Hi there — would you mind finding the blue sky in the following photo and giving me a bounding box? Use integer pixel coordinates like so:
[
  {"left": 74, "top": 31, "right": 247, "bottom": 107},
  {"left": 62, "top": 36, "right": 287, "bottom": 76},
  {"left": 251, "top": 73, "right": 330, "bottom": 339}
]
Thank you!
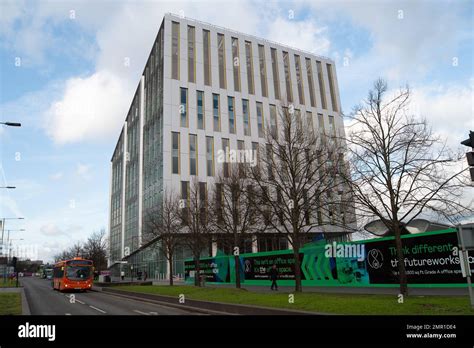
[{"left": 0, "top": 0, "right": 473, "bottom": 262}]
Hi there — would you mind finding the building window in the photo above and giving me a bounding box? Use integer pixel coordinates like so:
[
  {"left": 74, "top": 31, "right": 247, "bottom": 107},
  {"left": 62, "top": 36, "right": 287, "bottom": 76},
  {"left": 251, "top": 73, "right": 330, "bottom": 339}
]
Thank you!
[
  {"left": 203, "top": 29, "right": 211, "bottom": 86},
  {"left": 181, "top": 181, "right": 189, "bottom": 224},
  {"left": 270, "top": 104, "right": 277, "bottom": 137},
  {"left": 245, "top": 41, "right": 254, "bottom": 94},
  {"left": 294, "top": 55, "right": 304, "bottom": 105},
  {"left": 213, "top": 93, "right": 220, "bottom": 131},
  {"left": 218, "top": 33, "right": 226, "bottom": 89},
  {"left": 328, "top": 115, "right": 336, "bottom": 137},
  {"left": 252, "top": 142, "right": 259, "bottom": 169},
  {"left": 307, "top": 111, "right": 314, "bottom": 135},
  {"left": 318, "top": 113, "right": 325, "bottom": 143},
  {"left": 266, "top": 144, "right": 273, "bottom": 179},
  {"left": 316, "top": 61, "right": 327, "bottom": 109},
  {"left": 326, "top": 64, "right": 338, "bottom": 112},
  {"left": 197, "top": 90, "right": 204, "bottom": 130},
  {"left": 271, "top": 48, "right": 280, "bottom": 100},
  {"left": 242, "top": 99, "right": 251, "bottom": 136},
  {"left": 228, "top": 96, "right": 235, "bottom": 134},
  {"left": 187, "top": 26, "right": 196, "bottom": 83},
  {"left": 256, "top": 101, "right": 264, "bottom": 138},
  {"left": 171, "top": 21, "right": 180, "bottom": 80},
  {"left": 305, "top": 58, "right": 316, "bottom": 107},
  {"left": 189, "top": 134, "right": 197, "bottom": 175},
  {"left": 206, "top": 136, "right": 214, "bottom": 176},
  {"left": 222, "top": 138, "right": 230, "bottom": 177},
  {"left": 282, "top": 51, "right": 293, "bottom": 103},
  {"left": 232, "top": 37, "right": 240, "bottom": 92},
  {"left": 258, "top": 44, "right": 268, "bottom": 97},
  {"left": 180, "top": 87, "right": 188, "bottom": 127},
  {"left": 237, "top": 140, "right": 245, "bottom": 177},
  {"left": 172, "top": 132, "right": 180, "bottom": 174}
]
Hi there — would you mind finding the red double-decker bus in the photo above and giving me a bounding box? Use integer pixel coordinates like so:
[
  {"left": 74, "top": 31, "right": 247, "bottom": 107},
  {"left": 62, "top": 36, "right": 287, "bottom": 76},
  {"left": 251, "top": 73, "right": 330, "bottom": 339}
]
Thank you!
[{"left": 52, "top": 257, "right": 94, "bottom": 292}]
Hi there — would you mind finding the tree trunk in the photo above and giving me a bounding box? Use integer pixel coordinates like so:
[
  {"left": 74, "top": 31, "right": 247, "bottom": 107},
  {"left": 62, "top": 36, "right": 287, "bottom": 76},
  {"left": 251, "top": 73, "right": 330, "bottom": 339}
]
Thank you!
[
  {"left": 234, "top": 234, "right": 241, "bottom": 289},
  {"left": 194, "top": 257, "right": 201, "bottom": 287},
  {"left": 293, "top": 247, "right": 302, "bottom": 292},
  {"left": 393, "top": 224, "right": 408, "bottom": 296},
  {"left": 169, "top": 254, "right": 174, "bottom": 286},
  {"left": 234, "top": 254, "right": 241, "bottom": 289}
]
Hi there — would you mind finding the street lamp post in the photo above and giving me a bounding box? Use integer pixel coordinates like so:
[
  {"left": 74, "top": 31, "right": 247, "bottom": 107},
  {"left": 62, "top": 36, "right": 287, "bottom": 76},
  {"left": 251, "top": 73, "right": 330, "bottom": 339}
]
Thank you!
[
  {"left": 130, "top": 265, "right": 133, "bottom": 283},
  {"left": 0, "top": 122, "right": 21, "bottom": 127}
]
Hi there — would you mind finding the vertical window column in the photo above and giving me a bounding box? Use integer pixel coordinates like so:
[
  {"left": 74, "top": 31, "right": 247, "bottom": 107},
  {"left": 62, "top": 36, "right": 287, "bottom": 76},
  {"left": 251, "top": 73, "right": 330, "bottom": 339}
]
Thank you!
[
  {"left": 172, "top": 132, "right": 180, "bottom": 174},
  {"left": 197, "top": 90, "right": 204, "bottom": 130},
  {"left": 305, "top": 58, "right": 316, "bottom": 107},
  {"left": 242, "top": 99, "right": 251, "bottom": 136},
  {"left": 187, "top": 26, "right": 195, "bottom": 83},
  {"left": 189, "top": 134, "right": 197, "bottom": 175},
  {"left": 256, "top": 102, "right": 264, "bottom": 138},
  {"left": 171, "top": 21, "right": 180, "bottom": 80},
  {"left": 218, "top": 33, "right": 226, "bottom": 89},
  {"left": 206, "top": 136, "right": 214, "bottom": 176},
  {"left": 326, "top": 64, "right": 338, "bottom": 112},
  {"left": 232, "top": 37, "right": 241, "bottom": 92},
  {"left": 258, "top": 44, "right": 268, "bottom": 97},
  {"left": 180, "top": 87, "right": 188, "bottom": 127},
  {"left": 316, "top": 61, "right": 327, "bottom": 109},
  {"left": 271, "top": 48, "right": 280, "bottom": 100},
  {"left": 283, "top": 51, "right": 293, "bottom": 103},
  {"left": 203, "top": 29, "right": 211, "bottom": 86},
  {"left": 245, "top": 41, "right": 254, "bottom": 94},
  {"left": 228, "top": 96, "right": 235, "bottom": 134},
  {"left": 294, "top": 55, "right": 304, "bottom": 105},
  {"left": 213, "top": 93, "right": 220, "bottom": 131}
]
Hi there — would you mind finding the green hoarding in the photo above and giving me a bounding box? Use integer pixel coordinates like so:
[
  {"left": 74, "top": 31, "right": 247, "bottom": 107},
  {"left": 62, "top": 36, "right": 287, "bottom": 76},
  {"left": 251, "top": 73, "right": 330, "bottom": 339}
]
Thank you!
[{"left": 185, "top": 229, "right": 474, "bottom": 287}]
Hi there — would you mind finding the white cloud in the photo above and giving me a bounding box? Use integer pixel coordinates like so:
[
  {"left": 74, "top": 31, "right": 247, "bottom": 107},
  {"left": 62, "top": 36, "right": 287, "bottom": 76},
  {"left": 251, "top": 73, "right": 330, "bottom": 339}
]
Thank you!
[
  {"left": 40, "top": 223, "right": 63, "bottom": 236},
  {"left": 44, "top": 70, "right": 130, "bottom": 144},
  {"left": 265, "top": 17, "right": 330, "bottom": 56},
  {"left": 410, "top": 80, "right": 474, "bottom": 150},
  {"left": 50, "top": 172, "right": 63, "bottom": 180},
  {"left": 76, "top": 163, "right": 91, "bottom": 179}
]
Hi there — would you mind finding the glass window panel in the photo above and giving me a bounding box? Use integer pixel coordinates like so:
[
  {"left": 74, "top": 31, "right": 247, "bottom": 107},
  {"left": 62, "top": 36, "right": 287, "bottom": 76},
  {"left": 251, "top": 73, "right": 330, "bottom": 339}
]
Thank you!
[
  {"left": 171, "top": 21, "right": 180, "bottom": 80},
  {"left": 187, "top": 26, "right": 195, "bottom": 83},
  {"left": 258, "top": 44, "right": 267, "bottom": 97}
]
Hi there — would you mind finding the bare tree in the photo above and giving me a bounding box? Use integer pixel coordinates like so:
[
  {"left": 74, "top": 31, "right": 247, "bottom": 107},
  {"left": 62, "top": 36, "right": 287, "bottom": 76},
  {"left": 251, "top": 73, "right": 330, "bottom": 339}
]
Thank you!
[
  {"left": 182, "top": 179, "right": 212, "bottom": 287},
  {"left": 144, "top": 190, "right": 182, "bottom": 286},
  {"left": 343, "top": 78, "right": 472, "bottom": 296},
  {"left": 211, "top": 165, "right": 263, "bottom": 288},
  {"left": 83, "top": 229, "right": 108, "bottom": 272},
  {"left": 248, "top": 104, "right": 348, "bottom": 292}
]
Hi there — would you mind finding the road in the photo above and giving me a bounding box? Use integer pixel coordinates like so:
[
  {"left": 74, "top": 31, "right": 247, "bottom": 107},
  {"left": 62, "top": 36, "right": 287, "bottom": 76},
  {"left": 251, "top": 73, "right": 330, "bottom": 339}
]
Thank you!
[{"left": 21, "top": 277, "right": 197, "bottom": 315}]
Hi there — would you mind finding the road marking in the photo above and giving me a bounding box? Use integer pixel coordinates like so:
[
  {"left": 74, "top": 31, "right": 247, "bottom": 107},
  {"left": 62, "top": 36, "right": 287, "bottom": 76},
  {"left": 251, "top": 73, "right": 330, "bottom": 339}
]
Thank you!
[
  {"left": 133, "top": 310, "right": 150, "bottom": 315},
  {"left": 65, "top": 313, "right": 72, "bottom": 315},
  {"left": 89, "top": 305, "right": 106, "bottom": 314},
  {"left": 149, "top": 312, "right": 158, "bottom": 315},
  {"left": 65, "top": 295, "right": 85, "bottom": 304}
]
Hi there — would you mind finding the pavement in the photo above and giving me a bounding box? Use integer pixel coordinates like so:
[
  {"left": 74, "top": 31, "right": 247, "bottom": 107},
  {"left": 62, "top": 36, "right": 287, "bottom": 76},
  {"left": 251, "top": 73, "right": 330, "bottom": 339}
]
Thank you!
[{"left": 20, "top": 276, "right": 199, "bottom": 315}]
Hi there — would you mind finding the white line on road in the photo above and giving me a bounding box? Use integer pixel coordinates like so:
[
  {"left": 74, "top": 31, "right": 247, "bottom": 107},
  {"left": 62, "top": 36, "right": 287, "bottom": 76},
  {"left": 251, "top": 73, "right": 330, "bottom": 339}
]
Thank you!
[
  {"left": 149, "top": 312, "right": 158, "bottom": 315},
  {"left": 133, "top": 310, "right": 151, "bottom": 315},
  {"left": 65, "top": 313, "right": 72, "bottom": 315},
  {"left": 65, "top": 295, "right": 85, "bottom": 304},
  {"left": 89, "top": 305, "right": 106, "bottom": 314}
]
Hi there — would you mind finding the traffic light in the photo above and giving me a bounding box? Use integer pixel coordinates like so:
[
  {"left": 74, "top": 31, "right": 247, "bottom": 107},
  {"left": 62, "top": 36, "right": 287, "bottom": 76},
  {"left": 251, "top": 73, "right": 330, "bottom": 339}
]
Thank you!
[
  {"left": 461, "top": 131, "right": 474, "bottom": 181},
  {"left": 11, "top": 256, "right": 17, "bottom": 270}
]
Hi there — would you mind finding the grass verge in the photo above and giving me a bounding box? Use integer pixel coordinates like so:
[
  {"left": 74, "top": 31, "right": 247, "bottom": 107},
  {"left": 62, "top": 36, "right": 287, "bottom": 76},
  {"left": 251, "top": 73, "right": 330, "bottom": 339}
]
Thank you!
[
  {"left": 0, "top": 293, "right": 21, "bottom": 315},
  {"left": 113, "top": 285, "right": 474, "bottom": 315}
]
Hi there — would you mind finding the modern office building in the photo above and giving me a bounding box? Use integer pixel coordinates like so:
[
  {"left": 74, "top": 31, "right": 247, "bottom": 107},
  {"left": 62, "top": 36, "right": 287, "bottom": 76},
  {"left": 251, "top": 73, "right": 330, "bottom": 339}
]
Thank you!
[{"left": 108, "top": 13, "right": 354, "bottom": 279}]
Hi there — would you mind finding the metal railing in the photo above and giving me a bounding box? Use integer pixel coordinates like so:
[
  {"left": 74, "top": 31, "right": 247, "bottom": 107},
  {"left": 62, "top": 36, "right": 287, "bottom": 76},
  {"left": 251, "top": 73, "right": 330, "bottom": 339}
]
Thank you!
[{"left": 166, "top": 13, "right": 332, "bottom": 62}]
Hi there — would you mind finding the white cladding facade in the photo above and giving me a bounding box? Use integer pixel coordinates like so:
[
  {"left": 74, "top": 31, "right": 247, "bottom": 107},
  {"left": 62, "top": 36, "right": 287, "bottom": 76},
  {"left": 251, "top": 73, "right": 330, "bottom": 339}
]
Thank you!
[{"left": 108, "top": 14, "right": 349, "bottom": 272}]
